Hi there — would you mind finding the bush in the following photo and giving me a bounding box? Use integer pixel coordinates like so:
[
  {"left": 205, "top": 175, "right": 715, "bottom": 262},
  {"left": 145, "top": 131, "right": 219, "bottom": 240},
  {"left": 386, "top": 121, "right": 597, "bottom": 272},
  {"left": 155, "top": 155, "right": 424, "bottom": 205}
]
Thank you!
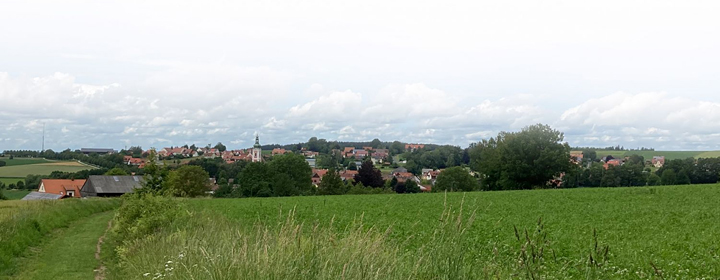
[
  {"left": 112, "top": 194, "right": 183, "bottom": 245},
  {"left": 0, "top": 160, "right": 6, "bottom": 167}
]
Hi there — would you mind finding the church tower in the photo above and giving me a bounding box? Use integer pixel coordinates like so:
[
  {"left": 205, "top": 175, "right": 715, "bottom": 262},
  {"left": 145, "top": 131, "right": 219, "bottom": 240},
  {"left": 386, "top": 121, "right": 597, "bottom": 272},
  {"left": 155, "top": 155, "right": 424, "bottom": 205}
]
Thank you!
[{"left": 252, "top": 134, "right": 262, "bottom": 162}]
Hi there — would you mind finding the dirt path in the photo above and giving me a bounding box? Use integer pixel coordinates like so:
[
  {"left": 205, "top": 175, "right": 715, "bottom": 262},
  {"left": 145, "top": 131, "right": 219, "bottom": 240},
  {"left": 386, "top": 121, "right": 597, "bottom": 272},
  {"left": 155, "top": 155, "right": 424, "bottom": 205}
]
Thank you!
[
  {"left": 94, "top": 218, "right": 113, "bottom": 280},
  {"left": 10, "top": 211, "right": 115, "bottom": 280}
]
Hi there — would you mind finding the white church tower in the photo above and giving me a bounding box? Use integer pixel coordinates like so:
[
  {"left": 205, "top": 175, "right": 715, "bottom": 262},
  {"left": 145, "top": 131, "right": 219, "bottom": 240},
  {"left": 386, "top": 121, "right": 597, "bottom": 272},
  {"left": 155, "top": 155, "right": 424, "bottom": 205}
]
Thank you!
[{"left": 252, "top": 134, "right": 262, "bottom": 162}]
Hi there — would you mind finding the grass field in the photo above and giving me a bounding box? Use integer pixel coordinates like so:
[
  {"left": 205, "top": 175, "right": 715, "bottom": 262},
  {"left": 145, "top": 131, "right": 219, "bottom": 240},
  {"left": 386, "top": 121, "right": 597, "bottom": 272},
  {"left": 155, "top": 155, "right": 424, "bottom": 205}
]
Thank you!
[
  {"left": 106, "top": 185, "right": 720, "bottom": 279},
  {"left": 0, "top": 161, "right": 95, "bottom": 178},
  {"left": 0, "top": 157, "right": 52, "bottom": 167},
  {"left": 0, "top": 178, "right": 24, "bottom": 186},
  {"left": 1, "top": 190, "right": 30, "bottom": 200},
  {"left": 590, "top": 150, "right": 720, "bottom": 160}
]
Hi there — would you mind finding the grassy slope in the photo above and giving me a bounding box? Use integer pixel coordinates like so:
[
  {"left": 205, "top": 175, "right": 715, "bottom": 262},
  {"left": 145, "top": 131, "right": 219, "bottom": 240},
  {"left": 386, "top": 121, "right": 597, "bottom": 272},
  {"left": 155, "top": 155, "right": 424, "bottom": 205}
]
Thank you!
[
  {"left": 0, "top": 157, "right": 52, "bottom": 167},
  {"left": 0, "top": 178, "right": 24, "bottom": 186},
  {"left": 189, "top": 185, "right": 720, "bottom": 278},
  {"left": 0, "top": 164, "right": 94, "bottom": 178},
  {"left": 10, "top": 211, "right": 114, "bottom": 280},
  {"left": 2, "top": 190, "right": 30, "bottom": 200}
]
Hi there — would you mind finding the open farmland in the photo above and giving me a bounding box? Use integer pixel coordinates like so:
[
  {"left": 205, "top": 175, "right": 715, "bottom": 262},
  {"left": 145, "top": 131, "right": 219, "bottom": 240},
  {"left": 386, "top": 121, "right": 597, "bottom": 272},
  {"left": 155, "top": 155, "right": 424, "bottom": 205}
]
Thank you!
[
  {"left": 0, "top": 157, "right": 53, "bottom": 166},
  {"left": 113, "top": 184, "right": 719, "bottom": 279},
  {"left": 590, "top": 150, "right": 720, "bottom": 160},
  {"left": 0, "top": 161, "right": 95, "bottom": 178},
  {"left": 1, "top": 190, "right": 30, "bottom": 200}
]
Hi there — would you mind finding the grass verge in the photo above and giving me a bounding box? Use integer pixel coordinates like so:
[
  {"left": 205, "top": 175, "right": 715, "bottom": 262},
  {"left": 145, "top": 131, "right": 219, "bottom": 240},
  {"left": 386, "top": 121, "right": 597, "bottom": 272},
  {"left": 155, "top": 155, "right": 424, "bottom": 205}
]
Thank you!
[
  {"left": 0, "top": 199, "right": 121, "bottom": 276},
  {"left": 10, "top": 211, "right": 116, "bottom": 280}
]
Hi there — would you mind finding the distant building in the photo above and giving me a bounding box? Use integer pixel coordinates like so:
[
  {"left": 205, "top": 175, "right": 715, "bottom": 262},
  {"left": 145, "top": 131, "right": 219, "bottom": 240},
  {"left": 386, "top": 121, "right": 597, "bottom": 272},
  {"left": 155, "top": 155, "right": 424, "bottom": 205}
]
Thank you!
[
  {"left": 22, "top": 192, "right": 64, "bottom": 200},
  {"left": 652, "top": 156, "right": 665, "bottom": 168},
  {"left": 252, "top": 135, "right": 263, "bottom": 162},
  {"left": 80, "top": 175, "right": 143, "bottom": 197},
  {"left": 80, "top": 148, "right": 117, "bottom": 155},
  {"left": 405, "top": 144, "right": 425, "bottom": 152}
]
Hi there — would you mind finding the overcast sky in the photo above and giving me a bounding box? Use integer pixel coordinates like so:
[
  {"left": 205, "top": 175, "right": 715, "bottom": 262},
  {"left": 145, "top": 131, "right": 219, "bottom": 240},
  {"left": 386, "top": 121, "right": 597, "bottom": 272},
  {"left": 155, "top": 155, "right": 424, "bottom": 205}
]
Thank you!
[{"left": 2, "top": 0, "right": 720, "bottom": 151}]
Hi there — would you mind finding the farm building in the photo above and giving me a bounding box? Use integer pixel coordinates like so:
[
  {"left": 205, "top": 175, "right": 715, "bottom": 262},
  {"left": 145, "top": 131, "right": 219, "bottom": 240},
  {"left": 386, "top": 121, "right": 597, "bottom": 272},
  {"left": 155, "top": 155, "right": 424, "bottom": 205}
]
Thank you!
[
  {"left": 80, "top": 148, "right": 118, "bottom": 155},
  {"left": 21, "top": 192, "right": 65, "bottom": 200},
  {"left": 37, "top": 179, "right": 86, "bottom": 198},
  {"left": 80, "top": 175, "right": 143, "bottom": 197}
]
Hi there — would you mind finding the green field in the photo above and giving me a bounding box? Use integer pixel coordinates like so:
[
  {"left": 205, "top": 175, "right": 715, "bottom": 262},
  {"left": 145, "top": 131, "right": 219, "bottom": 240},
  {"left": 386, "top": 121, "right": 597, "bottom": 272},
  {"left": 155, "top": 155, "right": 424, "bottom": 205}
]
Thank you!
[
  {"left": 0, "top": 162, "right": 95, "bottom": 178},
  {"left": 584, "top": 150, "right": 720, "bottom": 160},
  {"left": 0, "top": 177, "right": 24, "bottom": 186},
  {"left": 102, "top": 185, "right": 720, "bottom": 279},
  {"left": 1, "top": 190, "right": 30, "bottom": 200},
  {"left": 0, "top": 157, "right": 53, "bottom": 166}
]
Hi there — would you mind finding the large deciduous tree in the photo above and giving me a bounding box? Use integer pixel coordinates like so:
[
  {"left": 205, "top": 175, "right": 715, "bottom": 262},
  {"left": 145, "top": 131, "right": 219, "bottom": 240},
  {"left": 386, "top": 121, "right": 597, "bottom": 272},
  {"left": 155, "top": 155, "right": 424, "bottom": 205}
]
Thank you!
[
  {"left": 470, "top": 124, "right": 572, "bottom": 190},
  {"left": 318, "top": 169, "right": 346, "bottom": 195},
  {"left": 433, "top": 166, "right": 479, "bottom": 192},
  {"left": 164, "top": 165, "right": 210, "bottom": 197}
]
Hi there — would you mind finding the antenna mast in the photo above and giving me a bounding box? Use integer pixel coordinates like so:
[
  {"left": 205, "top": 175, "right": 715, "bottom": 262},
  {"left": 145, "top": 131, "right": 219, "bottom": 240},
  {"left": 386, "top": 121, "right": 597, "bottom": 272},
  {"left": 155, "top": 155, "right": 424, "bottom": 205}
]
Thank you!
[{"left": 42, "top": 122, "right": 45, "bottom": 152}]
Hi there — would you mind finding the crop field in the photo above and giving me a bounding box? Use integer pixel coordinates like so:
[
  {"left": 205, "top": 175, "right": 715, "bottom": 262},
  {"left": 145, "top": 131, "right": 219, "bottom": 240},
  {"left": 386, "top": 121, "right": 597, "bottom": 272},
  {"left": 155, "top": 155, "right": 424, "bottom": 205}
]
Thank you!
[
  {"left": 0, "top": 157, "right": 53, "bottom": 166},
  {"left": 1, "top": 190, "right": 30, "bottom": 200},
  {"left": 176, "top": 185, "right": 720, "bottom": 279},
  {"left": 0, "top": 177, "right": 24, "bottom": 185},
  {"left": 0, "top": 161, "right": 95, "bottom": 178},
  {"left": 589, "top": 150, "right": 720, "bottom": 160}
]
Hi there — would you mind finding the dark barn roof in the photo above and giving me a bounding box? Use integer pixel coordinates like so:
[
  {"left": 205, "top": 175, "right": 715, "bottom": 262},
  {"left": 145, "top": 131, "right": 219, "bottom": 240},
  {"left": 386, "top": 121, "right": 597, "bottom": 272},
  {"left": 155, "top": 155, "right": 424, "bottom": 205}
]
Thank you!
[
  {"left": 81, "top": 175, "right": 143, "bottom": 197},
  {"left": 80, "top": 148, "right": 118, "bottom": 154}
]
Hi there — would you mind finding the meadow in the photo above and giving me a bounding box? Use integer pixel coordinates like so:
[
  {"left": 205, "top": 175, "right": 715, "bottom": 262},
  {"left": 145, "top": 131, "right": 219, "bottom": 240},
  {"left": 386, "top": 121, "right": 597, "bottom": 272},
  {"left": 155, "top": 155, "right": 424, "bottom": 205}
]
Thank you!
[
  {"left": 108, "top": 184, "right": 720, "bottom": 279},
  {"left": 1, "top": 190, "right": 30, "bottom": 200},
  {"left": 0, "top": 161, "right": 95, "bottom": 178},
  {"left": 0, "top": 157, "right": 53, "bottom": 166},
  {"left": 588, "top": 150, "right": 718, "bottom": 160}
]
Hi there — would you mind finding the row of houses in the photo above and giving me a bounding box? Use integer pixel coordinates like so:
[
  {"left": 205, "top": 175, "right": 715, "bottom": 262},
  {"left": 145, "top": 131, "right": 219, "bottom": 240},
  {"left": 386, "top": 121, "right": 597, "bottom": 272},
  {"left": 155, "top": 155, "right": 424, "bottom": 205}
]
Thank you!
[
  {"left": 570, "top": 151, "right": 666, "bottom": 169},
  {"left": 22, "top": 176, "right": 144, "bottom": 200},
  {"left": 310, "top": 166, "right": 442, "bottom": 192}
]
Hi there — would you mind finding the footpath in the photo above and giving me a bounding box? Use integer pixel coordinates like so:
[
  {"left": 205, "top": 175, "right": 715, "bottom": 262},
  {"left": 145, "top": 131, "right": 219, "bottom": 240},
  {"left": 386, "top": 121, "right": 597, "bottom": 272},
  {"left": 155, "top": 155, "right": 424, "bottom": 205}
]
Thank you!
[{"left": 9, "top": 211, "right": 114, "bottom": 280}]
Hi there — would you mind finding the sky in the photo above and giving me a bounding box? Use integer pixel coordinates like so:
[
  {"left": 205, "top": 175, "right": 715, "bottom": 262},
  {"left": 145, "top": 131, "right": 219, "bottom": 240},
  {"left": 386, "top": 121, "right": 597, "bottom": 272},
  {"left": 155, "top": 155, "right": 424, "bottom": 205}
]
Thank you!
[{"left": 2, "top": 0, "right": 720, "bottom": 151}]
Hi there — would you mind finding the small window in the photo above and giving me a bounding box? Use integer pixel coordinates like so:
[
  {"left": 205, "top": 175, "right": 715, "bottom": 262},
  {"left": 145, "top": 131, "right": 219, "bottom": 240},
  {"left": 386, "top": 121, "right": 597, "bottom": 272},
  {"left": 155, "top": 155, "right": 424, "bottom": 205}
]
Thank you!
[{"left": 113, "top": 176, "right": 119, "bottom": 181}]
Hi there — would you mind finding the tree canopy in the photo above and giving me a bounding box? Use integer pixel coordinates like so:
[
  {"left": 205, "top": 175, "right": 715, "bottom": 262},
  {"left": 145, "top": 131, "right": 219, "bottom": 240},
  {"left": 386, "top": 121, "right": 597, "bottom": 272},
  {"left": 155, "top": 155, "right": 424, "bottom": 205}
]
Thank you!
[
  {"left": 354, "top": 160, "right": 384, "bottom": 188},
  {"left": 164, "top": 165, "right": 210, "bottom": 197},
  {"left": 433, "top": 166, "right": 478, "bottom": 192},
  {"left": 470, "top": 124, "right": 572, "bottom": 190}
]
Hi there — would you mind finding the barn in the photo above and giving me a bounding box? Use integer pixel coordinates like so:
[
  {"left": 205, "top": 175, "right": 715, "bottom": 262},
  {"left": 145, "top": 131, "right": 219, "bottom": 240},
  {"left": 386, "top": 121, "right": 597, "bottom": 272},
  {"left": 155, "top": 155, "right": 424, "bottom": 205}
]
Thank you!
[{"left": 80, "top": 175, "right": 143, "bottom": 197}]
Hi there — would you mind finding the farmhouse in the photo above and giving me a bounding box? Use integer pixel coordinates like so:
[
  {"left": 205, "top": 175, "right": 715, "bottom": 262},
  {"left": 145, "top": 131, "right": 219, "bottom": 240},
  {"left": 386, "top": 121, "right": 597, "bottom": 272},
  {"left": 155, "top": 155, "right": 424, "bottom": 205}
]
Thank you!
[
  {"left": 37, "top": 179, "right": 86, "bottom": 198},
  {"left": 80, "top": 148, "right": 117, "bottom": 155},
  {"left": 652, "top": 156, "right": 665, "bottom": 168},
  {"left": 80, "top": 175, "right": 143, "bottom": 197}
]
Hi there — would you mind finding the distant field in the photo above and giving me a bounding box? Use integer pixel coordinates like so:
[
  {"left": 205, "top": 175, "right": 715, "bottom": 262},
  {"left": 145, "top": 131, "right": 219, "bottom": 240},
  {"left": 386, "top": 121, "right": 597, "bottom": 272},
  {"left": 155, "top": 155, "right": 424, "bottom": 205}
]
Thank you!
[
  {"left": 0, "top": 157, "right": 53, "bottom": 166},
  {"left": 0, "top": 177, "right": 24, "bottom": 185},
  {"left": 588, "top": 150, "right": 720, "bottom": 160},
  {"left": 0, "top": 161, "right": 95, "bottom": 178},
  {"left": 2, "top": 190, "right": 30, "bottom": 200}
]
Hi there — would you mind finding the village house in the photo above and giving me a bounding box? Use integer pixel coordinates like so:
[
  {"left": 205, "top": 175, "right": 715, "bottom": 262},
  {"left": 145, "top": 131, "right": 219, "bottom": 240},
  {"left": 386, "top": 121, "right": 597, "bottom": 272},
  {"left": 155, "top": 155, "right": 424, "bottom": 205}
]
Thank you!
[
  {"left": 340, "top": 170, "right": 358, "bottom": 181},
  {"left": 603, "top": 159, "right": 622, "bottom": 170},
  {"left": 343, "top": 147, "right": 355, "bottom": 158},
  {"left": 353, "top": 149, "right": 369, "bottom": 160},
  {"left": 303, "top": 150, "right": 319, "bottom": 158},
  {"left": 35, "top": 179, "right": 86, "bottom": 198},
  {"left": 652, "top": 156, "right": 665, "bottom": 168},
  {"left": 311, "top": 168, "right": 329, "bottom": 186},
  {"left": 272, "top": 148, "right": 287, "bottom": 156},
  {"left": 570, "top": 151, "right": 584, "bottom": 164},
  {"left": 422, "top": 169, "right": 442, "bottom": 181},
  {"left": 405, "top": 144, "right": 425, "bottom": 152}
]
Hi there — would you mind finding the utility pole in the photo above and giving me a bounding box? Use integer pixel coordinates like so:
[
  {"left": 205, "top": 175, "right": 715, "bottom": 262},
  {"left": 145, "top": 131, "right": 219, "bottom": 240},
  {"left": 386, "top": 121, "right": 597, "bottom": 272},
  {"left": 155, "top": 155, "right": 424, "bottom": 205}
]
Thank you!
[{"left": 41, "top": 122, "right": 45, "bottom": 152}]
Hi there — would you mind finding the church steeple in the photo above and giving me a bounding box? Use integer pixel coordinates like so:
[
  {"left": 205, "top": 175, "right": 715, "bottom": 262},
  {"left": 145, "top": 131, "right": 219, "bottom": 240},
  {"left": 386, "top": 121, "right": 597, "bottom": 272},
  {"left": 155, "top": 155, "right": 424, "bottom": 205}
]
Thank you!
[{"left": 252, "top": 134, "right": 262, "bottom": 162}]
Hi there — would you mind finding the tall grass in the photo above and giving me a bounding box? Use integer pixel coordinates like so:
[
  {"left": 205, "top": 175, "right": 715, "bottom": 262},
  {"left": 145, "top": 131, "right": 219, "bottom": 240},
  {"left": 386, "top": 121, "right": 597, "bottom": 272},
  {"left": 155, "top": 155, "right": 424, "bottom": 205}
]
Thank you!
[
  {"left": 108, "top": 193, "right": 625, "bottom": 280},
  {"left": 0, "top": 199, "right": 121, "bottom": 275}
]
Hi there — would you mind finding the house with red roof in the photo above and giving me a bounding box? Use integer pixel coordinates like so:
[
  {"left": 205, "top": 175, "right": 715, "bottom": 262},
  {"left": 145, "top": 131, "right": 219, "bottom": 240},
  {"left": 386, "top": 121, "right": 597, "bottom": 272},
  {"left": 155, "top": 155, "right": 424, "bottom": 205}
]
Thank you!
[{"left": 38, "top": 179, "right": 86, "bottom": 198}]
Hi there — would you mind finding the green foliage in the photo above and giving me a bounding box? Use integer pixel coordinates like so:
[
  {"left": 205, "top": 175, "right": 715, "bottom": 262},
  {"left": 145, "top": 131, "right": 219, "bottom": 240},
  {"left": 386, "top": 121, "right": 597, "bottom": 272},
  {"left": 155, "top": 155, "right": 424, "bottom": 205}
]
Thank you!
[
  {"left": 661, "top": 169, "right": 677, "bottom": 185},
  {"left": 234, "top": 153, "right": 312, "bottom": 197},
  {"left": 213, "top": 142, "right": 227, "bottom": 152},
  {"left": 647, "top": 173, "right": 662, "bottom": 186},
  {"left": 104, "top": 167, "right": 129, "bottom": 175},
  {"left": 163, "top": 165, "right": 210, "bottom": 197},
  {"left": 434, "top": 166, "right": 479, "bottom": 192},
  {"left": 471, "top": 124, "right": 572, "bottom": 190},
  {"left": 347, "top": 161, "right": 357, "bottom": 170},
  {"left": 0, "top": 189, "right": 6, "bottom": 200},
  {"left": 15, "top": 181, "right": 24, "bottom": 189},
  {"left": 139, "top": 150, "right": 167, "bottom": 195},
  {"left": 354, "top": 160, "right": 384, "bottom": 188},
  {"left": 112, "top": 194, "right": 182, "bottom": 244},
  {"left": 318, "top": 169, "right": 346, "bottom": 195},
  {"left": 0, "top": 160, "right": 5, "bottom": 167},
  {"left": 405, "top": 179, "right": 420, "bottom": 193}
]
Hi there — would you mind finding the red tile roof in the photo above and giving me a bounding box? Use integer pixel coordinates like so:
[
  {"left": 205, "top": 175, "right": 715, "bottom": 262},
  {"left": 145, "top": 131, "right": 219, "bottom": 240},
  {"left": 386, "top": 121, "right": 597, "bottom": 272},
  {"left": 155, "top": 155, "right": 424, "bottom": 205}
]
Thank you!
[{"left": 39, "top": 179, "right": 86, "bottom": 198}]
